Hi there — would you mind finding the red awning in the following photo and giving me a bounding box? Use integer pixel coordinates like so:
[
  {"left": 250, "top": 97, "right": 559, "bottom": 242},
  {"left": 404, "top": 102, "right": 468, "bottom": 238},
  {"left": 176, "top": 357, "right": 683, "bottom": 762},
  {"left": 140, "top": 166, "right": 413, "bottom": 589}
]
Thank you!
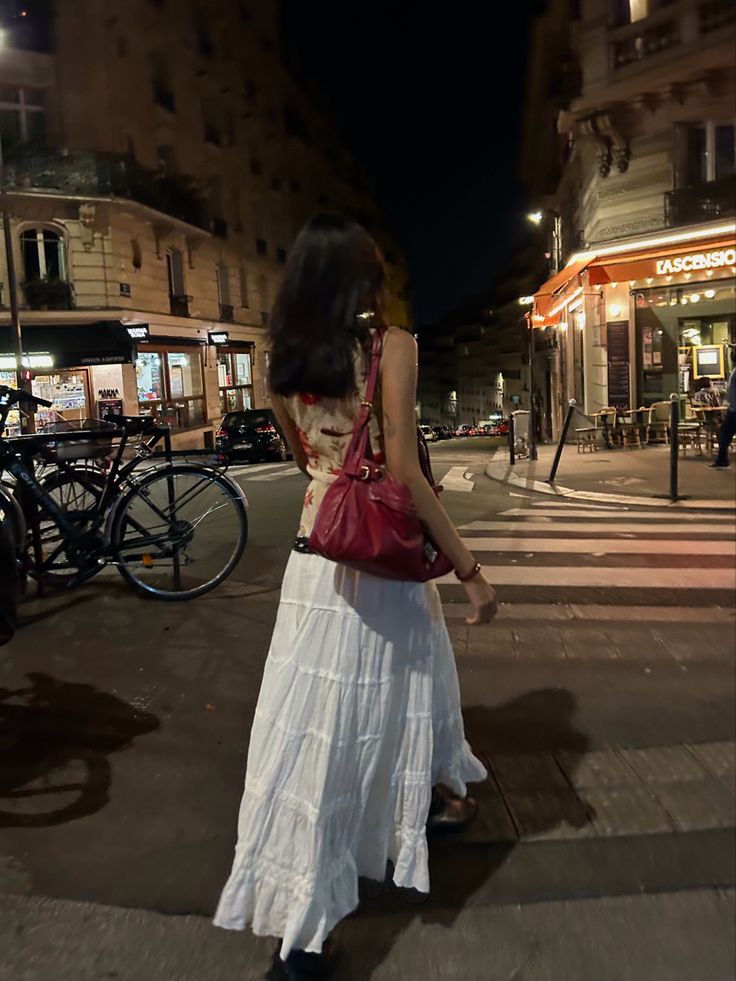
[
  {"left": 533, "top": 255, "right": 596, "bottom": 323},
  {"left": 588, "top": 235, "right": 736, "bottom": 285}
]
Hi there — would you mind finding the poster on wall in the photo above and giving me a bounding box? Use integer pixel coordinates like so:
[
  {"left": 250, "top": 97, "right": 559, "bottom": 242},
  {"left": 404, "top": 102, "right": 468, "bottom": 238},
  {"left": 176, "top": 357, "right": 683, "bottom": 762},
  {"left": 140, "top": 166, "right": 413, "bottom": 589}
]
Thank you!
[{"left": 606, "top": 321, "right": 630, "bottom": 413}]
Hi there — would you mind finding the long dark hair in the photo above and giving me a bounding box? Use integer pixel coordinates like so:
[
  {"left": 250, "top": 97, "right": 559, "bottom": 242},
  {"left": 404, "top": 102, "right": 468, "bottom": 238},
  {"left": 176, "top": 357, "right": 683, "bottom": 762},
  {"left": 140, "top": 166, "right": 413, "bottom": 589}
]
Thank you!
[{"left": 268, "top": 214, "right": 387, "bottom": 398}]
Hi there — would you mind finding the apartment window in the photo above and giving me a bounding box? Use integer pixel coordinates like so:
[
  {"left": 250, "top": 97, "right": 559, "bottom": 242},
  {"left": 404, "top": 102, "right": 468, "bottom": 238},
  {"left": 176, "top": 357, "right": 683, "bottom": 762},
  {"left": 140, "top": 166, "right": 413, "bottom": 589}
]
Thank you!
[
  {"left": 258, "top": 274, "right": 269, "bottom": 316},
  {"left": 239, "top": 266, "right": 250, "bottom": 307},
  {"left": 131, "top": 238, "right": 143, "bottom": 270},
  {"left": 150, "top": 51, "right": 175, "bottom": 112},
  {"left": 250, "top": 157, "right": 263, "bottom": 176},
  {"left": 256, "top": 237, "right": 268, "bottom": 256},
  {"left": 686, "top": 122, "right": 736, "bottom": 184},
  {"left": 157, "top": 144, "right": 176, "bottom": 175},
  {"left": 193, "top": 7, "right": 214, "bottom": 57},
  {"left": 202, "top": 98, "right": 222, "bottom": 146},
  {"left": 136, "top": 348, "right": 205, "bottom": 429},
  {"left": 276, "top": 247, "right": 287, "bottom": 265},
  {"left": 21, "top": 227, "right": 67, "bottom": 281},
  {"left": 217, "top": 263, "right": 233, "bottom": 321},
  {"left": 0, "top": 85, "right": 46, "bottom": 145}
]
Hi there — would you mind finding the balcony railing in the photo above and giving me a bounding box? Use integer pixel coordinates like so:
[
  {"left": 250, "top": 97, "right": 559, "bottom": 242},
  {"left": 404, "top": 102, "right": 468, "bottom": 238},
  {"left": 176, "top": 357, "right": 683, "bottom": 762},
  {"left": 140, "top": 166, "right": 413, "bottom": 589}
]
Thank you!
[
  {"left": 612, "top": 16, "right": 680, "bottom": 68},
  {"left": 665, "top": 177, "right": 736, "bottom": 226},
  {"left": 22, "top": 279, "right": 75, "bottom": 311},
  {"left": 219, "top": 303, "right": 234, "bottom": 322},
  {"left": 4, "top": 148, "right": 208, "bottom": 231},
  {"left": 169, "top": 293, "right": 192, "bottom": 317}
]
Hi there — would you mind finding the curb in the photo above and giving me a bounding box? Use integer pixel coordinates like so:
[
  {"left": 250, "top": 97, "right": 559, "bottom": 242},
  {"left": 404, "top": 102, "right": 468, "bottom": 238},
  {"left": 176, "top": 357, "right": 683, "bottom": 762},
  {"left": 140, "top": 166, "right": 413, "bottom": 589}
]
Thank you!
[{"left": 484, "top": 451, "right": 736, "bottom": 512}]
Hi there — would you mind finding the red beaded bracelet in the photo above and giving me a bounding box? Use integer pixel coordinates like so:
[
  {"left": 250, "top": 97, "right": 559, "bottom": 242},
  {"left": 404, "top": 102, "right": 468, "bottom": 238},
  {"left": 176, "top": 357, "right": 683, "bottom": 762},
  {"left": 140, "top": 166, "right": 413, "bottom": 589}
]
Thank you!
[{"left": 455, "top": 560, "right": 481, "bottom": 583}]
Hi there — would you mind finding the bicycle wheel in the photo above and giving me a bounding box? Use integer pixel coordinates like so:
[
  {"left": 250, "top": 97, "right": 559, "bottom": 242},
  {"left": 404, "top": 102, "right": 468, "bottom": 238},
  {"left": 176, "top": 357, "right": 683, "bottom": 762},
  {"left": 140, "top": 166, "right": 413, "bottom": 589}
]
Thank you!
[
  {"left": 32, "top": 468, "right": 107, "bottom": 585},
  {"left": 109, "top": 463, "right": 247, "bottom": 600}
]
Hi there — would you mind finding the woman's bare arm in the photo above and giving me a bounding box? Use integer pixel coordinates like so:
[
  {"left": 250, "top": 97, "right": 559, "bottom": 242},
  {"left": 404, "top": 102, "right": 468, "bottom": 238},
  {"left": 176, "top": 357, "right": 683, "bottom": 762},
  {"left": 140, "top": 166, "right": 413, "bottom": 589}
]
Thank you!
[
  {"left": 270, "top": 393, "right": 309, "bottom": 475},
  {"left": 380, "top": 328, "right": 497, "bottom": 624}
]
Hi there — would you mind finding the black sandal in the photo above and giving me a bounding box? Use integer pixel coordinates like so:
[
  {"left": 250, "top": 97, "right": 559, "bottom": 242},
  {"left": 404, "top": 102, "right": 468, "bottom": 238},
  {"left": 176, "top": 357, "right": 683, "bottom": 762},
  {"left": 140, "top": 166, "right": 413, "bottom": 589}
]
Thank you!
[{"left": 426, "top": 786, "right": 478, "bottom": 833}]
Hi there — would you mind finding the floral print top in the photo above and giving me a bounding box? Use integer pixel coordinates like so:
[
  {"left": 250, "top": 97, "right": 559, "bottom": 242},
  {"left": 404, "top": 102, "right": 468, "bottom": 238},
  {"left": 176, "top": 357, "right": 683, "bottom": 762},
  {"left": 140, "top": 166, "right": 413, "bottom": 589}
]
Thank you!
[{"left": 284, "top": 332, "right": 385, "bottom": 537}]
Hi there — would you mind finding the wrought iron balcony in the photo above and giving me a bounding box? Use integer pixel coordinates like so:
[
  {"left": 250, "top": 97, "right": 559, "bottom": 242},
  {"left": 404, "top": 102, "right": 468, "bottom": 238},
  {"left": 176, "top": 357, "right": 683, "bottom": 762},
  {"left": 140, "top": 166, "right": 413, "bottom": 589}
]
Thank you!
[
  {"left": 665, "top": 177, "right": 736, "bottom": 227},
  {"left": 4, "top": 148, "right": 208, "bottom": 231},
  {"left": 169, "top": 293, "right": 192, "bottom": 317},
  {"left": 22, "top": 279, "right": 75, "bottom": 311},
  {"left": 219, "top": 303, "right": 235, "bottom": 323}
]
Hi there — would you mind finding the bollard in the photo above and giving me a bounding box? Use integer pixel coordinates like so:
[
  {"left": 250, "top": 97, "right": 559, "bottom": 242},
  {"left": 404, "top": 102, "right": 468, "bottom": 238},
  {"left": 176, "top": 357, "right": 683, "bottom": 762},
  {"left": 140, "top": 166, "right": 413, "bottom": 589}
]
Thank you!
[
  {"left": 508, "top": 414, "right": 515, "bottom": 466},
  {"left": 600, "top": 411, "right": 613, "bottom": 450},
  {"left": 670, "top": 392, "right": 680, "bottom": 502},
  {"left": 547, "top": 399, "right": 577, "bottom": 484}
]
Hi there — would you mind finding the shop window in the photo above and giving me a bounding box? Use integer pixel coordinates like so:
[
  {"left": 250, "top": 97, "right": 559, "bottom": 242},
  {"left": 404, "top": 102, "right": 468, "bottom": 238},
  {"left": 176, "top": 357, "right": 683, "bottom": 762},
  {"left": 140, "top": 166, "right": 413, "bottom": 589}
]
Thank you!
[
  {"left": 136, "top": 348, "right": 205, "bottom": 430},
  {"left": 0, "top": 85, "right": 46, "bottom": 146},
  {"left": 21, "top": 227, "right": 66, "bottom": 281},
  {"left": 217, "top": 351, "right": 254, "bottom": 412}
]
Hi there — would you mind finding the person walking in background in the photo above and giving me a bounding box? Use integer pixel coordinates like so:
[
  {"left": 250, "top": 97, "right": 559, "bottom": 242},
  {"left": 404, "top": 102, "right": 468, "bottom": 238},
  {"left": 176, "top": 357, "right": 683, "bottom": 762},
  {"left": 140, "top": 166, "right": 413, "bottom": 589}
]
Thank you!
[
  {"left": 710, "top": 346, "right": 736, "bottom": 469},
  {"left": 214, "top": 214, "right": 496, "bottom": 980}
]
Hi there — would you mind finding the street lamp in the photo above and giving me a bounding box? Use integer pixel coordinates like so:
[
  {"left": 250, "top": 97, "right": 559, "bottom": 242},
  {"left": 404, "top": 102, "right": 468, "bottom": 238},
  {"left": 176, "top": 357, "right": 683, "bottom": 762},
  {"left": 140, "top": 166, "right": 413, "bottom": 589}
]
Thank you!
[
  {"left": 527, "top": 208, "right": 563, "bottom": 273},
  {"left": 0, "top": 33, "right": 27, "bottom": 407},
  {"left": 527, "top": 211, "right": 544, "bottom": 225}
]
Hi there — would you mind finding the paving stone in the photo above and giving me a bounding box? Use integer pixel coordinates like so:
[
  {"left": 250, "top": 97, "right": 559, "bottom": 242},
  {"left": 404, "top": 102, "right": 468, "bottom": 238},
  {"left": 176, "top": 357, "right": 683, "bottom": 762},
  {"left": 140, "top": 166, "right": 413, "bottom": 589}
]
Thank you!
[
  {"left": 503, "top": 790, "right": 594, "bottom": 840},
  {"left": 561, "top": 626, "right": 618, "bottom": 660},
  {"left": 490, "top": 752, "right": 569, "bottom": 792},
  {"left": 606, "top": 625, "right": 671, "bottom": 661},
  {"left": 686, "top": 741, "right": 736, "bottom": 791},
  {"left": 653, "top": 623, "right": 736, "bottom": 662},
  {"left": 620, "top": 745, "right": 710, "bottom": 784},
  {"left": 650, "top": 780, "right": 736, "bottom": 832},
  {"left": 556, "top": 748, "right": 642, "bottom": 788},
  {"left": 466, "top": 626, "right": 515, "bottom": 658},
  {"left": 581, "top": 785, "right": 674, "bottom": 836},
  {"left": 512, "top": 625, "right": 566, "bottom": 659}
]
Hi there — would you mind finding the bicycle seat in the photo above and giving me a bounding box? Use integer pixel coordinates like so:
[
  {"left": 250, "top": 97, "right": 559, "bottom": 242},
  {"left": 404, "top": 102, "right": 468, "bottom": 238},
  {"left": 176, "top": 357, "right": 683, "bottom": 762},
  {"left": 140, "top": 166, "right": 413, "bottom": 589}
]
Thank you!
[{"left": 103, "top": 414, "right": 158, "bottom": 436}]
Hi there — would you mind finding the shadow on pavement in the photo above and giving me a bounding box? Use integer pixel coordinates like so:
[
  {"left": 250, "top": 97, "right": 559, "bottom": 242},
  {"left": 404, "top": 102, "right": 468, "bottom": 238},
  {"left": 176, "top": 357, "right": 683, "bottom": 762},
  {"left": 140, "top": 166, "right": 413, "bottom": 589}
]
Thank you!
[
  {"left": 333, "top": 688, "right": 589, "bottom": 981},
  {"left": 0, "top": 672, "right": 159, "bottom": 828}
]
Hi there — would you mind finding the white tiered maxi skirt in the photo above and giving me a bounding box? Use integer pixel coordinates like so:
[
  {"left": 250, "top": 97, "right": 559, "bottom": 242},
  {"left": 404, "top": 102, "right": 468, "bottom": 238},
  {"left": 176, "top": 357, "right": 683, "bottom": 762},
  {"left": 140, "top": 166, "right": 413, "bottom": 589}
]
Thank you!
[{"left": 214, "top": 552, "right": 486, "bottom": 958}]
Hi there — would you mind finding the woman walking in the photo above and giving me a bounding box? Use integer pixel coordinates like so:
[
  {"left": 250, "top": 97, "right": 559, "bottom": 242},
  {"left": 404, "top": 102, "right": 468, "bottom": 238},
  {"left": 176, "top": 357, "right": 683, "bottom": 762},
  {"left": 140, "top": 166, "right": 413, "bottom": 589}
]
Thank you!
[{"left": 214, "top": 215, "right": 497, "bottom": 979}]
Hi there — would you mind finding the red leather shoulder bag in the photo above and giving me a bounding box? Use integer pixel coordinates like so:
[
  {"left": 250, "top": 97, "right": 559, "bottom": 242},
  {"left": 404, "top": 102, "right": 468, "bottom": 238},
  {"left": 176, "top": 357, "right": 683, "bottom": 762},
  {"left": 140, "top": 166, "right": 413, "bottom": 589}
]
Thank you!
[{"left": 308, "top": 327, "right": 453, "bottom": 582}]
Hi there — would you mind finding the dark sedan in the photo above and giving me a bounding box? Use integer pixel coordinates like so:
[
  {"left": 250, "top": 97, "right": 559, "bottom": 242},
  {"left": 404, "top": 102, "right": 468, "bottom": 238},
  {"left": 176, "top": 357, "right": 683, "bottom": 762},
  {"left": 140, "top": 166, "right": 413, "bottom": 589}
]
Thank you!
[{"left": 216, "top": 409, "right": 289, "bottom": 463}]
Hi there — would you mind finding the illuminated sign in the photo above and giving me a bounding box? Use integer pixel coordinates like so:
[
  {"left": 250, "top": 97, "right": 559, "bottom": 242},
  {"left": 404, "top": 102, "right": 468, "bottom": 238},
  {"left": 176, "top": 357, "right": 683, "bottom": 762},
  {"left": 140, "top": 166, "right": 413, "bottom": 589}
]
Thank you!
[
  {"left": 656, "top": 249, "right": 736, "bottom": 275},
  {"left": 126, "top": 325, "right": 150, "bottom": 340},
  {"left": 208, "top": 331, "right": 229, "bottom": 346}
]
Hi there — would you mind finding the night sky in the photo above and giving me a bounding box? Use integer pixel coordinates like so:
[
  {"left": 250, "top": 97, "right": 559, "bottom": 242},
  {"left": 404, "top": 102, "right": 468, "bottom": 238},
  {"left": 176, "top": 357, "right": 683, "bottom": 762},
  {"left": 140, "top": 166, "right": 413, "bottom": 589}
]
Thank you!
[{"left": 280, "top": 1, "right": 543, "bottom": 324}]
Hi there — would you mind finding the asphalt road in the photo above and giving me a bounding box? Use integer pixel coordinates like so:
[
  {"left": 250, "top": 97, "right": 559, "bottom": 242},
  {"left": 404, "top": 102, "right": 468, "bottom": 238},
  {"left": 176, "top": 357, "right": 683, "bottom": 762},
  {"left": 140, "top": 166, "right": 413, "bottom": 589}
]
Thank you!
[{"left": 0, "top": 438, "right": 734, "bottom": 980}]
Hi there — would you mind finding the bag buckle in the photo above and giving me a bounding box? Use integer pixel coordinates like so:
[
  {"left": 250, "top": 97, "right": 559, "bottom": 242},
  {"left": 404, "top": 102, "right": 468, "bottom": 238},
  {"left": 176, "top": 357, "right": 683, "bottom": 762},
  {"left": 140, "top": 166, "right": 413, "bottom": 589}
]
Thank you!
[{"left": 357, "top": 464, "right": 383, "bottom": 481}]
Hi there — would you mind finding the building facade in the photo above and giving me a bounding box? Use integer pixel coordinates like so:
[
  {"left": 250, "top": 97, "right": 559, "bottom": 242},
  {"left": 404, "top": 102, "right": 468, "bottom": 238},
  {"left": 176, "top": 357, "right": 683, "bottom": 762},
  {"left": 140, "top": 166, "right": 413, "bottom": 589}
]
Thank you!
[
  {"left": 0, "top": 0, "right": 409, "bottom": 442},
  {"left": 524, "top": 0, "right": 735, "bottom": 434}
]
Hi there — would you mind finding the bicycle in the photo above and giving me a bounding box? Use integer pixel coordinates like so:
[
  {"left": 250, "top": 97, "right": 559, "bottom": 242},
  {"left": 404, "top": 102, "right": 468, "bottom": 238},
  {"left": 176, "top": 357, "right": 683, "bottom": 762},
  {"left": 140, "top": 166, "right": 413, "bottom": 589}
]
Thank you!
[{"left": 0, "top": 386, "right": 248, "bottom": 600}]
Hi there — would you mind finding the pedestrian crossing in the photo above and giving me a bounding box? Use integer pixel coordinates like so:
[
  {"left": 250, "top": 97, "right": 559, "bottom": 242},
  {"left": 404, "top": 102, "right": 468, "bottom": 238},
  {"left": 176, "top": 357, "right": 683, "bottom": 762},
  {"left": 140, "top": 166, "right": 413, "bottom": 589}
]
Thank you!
[
  {"left": 227, "top": 461, "right": 481, "bottom": 490},
  {"left": 438, "top": 499, "right": 736, "bottom": 609}
]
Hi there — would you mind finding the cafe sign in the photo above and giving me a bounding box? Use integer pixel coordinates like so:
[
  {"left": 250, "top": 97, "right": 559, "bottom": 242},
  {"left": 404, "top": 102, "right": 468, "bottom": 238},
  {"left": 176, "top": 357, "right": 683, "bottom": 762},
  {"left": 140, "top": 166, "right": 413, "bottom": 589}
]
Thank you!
[{"left": 656, "top": 248, "right": 736, "bottom": 276}]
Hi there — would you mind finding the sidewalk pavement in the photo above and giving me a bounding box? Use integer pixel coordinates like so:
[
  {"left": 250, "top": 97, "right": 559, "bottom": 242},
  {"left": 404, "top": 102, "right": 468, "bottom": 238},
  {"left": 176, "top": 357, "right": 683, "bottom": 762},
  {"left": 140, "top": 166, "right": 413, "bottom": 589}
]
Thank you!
[
  {"left": 485, "top": 443, "right": 736, "bottom": 507},
  {"left": 2, "top": 889, "right": 734, "bottom": 981}
]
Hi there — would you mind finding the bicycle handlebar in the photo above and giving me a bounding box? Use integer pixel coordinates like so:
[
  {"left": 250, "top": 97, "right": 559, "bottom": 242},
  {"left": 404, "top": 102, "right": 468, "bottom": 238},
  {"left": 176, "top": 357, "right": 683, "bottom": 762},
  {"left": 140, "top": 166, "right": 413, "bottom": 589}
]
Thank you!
[{"left": 0, "top": 385, "right": 53, "bottom": 409}]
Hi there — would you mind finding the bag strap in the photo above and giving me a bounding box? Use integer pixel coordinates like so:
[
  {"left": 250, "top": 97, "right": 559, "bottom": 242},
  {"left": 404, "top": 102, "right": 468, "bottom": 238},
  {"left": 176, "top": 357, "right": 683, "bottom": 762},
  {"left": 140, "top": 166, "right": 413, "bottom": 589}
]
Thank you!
[{"left": 341, "top": 327, "right": 385, "bottom": 474}]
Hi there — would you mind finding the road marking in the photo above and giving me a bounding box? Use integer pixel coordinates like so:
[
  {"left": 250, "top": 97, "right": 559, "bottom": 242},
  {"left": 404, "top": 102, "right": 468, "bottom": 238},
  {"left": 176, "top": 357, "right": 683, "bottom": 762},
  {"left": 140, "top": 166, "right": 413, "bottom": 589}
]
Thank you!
[
  {"left": 460, "top": 537, "right": 736, "bottom": 556},
  {"left": 246, "top": 466, "right": 302, "bottom": 482},
  {"left": 440, "top": 603, "right": 736, "bottom": 623},
  {"left": 499, "top": 507, "right": 735, "bottom": 522},
  {"left": 439, "top": 465, "right": 475, "bottom": 493},
  {"left": 437, "top": 565, "right": 736, "bottom": 589},
  {"left": 460, "top": 520, "right": 736, "bottom": 536}
]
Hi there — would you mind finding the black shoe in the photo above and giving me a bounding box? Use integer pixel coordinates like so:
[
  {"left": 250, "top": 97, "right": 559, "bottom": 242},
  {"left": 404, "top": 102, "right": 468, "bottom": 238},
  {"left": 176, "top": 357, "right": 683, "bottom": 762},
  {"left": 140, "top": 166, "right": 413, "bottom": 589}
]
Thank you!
[
  {"left": 708, "top": 462, "right": 730, "bottom": 469},
  {"left": 268, "top": 943, "right": 334, "bottom": 981}
]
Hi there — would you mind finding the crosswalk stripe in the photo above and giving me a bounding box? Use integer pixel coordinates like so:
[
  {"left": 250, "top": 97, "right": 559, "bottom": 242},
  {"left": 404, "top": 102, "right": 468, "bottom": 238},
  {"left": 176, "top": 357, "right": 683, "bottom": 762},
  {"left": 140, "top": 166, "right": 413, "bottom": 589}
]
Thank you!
[
  {"left": 459, "top": 537, "right": 735, "bottom": 556},
  {"left": 460, "top": 520, "right": 736, "bottom": 536},
  {"left": 499, "top": 507, "right": 735, "bottom": 522},
  {"left": 437, "top": 565, "right": 736, "bottom": 589},
  {"left": 438, "top": 465, "right": 474, "bottom": 493}
]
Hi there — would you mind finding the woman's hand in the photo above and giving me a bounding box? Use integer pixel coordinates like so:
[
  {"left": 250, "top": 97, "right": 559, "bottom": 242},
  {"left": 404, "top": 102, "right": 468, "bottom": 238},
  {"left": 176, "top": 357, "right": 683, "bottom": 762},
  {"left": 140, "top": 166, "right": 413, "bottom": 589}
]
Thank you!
[{"left": 463, "top": 574, "right": 498, "bottom": 626}]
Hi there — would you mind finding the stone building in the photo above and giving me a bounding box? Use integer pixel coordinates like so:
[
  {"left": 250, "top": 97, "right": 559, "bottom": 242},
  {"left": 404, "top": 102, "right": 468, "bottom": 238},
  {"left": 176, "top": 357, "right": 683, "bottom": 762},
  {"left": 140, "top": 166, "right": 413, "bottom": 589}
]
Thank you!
[
  {"left": 0, "top": 0, "right": 409, "bottom": 444},
  {"left": 524, "top": 0, "right": 735, "bottom": 434}
]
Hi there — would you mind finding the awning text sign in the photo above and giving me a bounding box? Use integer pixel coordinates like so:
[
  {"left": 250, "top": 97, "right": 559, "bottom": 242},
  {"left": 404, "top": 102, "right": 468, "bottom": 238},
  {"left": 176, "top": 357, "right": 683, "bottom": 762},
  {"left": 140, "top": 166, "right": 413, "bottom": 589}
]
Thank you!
[{"left": 656, "top": 248, "right": 736, "bottom": 276}]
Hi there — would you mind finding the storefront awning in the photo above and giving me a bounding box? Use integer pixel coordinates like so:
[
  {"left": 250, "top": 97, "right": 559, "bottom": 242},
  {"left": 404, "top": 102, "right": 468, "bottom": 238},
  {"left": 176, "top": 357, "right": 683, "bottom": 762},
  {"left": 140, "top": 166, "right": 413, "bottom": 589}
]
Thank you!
[
  {"left": 533, "top": 255, "right": 596, "bottom": 323},
  {"left": 587, "top": 236, "right": 736, "bottom": 285},
  {"left": 0, "top": 321, "right": 136, "bottom": 368}
]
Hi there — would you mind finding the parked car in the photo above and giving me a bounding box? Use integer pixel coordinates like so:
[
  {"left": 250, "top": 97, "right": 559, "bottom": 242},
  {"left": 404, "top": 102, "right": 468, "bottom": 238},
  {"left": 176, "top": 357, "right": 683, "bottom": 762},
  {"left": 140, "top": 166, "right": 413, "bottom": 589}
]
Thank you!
[
  {"left": 454, "top": 424, "right": 473, "bottom": 438},
  {"left": 489, "top": 419, "right": 510, "bottom": 436},
  {"left": 216, "top": 408, "right": 290, "bottom": 462},
  {"left": 419, "top": 424, "right": 437, "bottom": 442},
  {"left": 432, "top": 426, "right": 453, "bottom": 440}
]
